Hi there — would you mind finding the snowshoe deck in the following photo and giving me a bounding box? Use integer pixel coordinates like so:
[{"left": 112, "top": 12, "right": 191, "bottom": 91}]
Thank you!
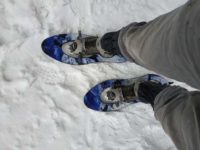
[
  {"left": 84, "top": 74, "right": 169, "bottom": 112},
  {"left": 41, "top": 34, "right": 127, "bottom": 65}
]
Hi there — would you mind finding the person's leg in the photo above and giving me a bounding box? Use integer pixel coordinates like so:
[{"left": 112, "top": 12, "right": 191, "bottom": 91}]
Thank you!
[
  {"left": 100, "top": 22, "right": 147, "bottom": 56},
  {"left": 100, "top": 22, "right": 146, "bottom": 61},
  {"left": 100, "top": 1, "right": 200, "bottom": 149},
  {"left": 102, "top": 0, "right": 200, "bottom": 89},
  {"left": 154, "top": 86, "right": 200, "bottom": 150},
  {"left": 129, "top": 79, "right": 200, "bottom": 150}
]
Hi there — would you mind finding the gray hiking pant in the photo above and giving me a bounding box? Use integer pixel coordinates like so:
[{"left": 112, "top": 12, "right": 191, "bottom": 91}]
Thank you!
[{"left": 118, "top": 0, "right": 200, "bottom": 149}]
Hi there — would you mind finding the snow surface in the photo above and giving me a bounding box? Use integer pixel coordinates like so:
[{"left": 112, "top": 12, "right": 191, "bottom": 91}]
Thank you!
[{"left": 0, "top": 0, "right": 188, "bottom": 150}]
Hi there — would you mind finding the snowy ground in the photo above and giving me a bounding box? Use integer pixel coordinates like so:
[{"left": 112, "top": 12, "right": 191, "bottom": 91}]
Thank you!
[{"left": 0, "top": 0, "right": 187, "bottom": 150}]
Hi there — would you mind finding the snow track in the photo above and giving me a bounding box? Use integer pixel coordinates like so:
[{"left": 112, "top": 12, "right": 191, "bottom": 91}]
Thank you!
[{"left": 0, "top": 0, "right": 186, "bottom": 149}]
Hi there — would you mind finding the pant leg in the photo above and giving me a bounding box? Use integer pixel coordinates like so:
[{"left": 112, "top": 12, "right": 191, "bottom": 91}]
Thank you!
[
  {"left": 154, "top": 86, "right": 200, "bottom": 150},
  {"left": 118, "top": 0, "right": 200, "bottom": 89}
]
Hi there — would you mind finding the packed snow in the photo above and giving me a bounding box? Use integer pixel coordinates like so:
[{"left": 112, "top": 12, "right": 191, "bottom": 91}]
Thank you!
[{"left": 0, "top": 0, "right": 187, "bottom": 150}]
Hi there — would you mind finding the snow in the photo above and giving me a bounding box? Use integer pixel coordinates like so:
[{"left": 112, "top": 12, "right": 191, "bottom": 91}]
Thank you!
[{"left": 0, "top": 0, "right": 187, "bottom": 150}]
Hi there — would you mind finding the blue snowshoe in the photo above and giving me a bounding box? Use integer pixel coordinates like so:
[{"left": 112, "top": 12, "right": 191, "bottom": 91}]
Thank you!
[
  {"left": 84, "top": 74, "right": 170, "bottom": 112},
  {"left": 41, "top": 31, "right": 127, "bottom": 65}
]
